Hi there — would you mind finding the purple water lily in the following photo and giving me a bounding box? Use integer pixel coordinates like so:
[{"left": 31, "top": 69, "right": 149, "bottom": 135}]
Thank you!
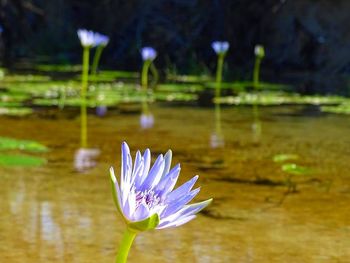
[
  {"left": 141, "top": 47, "right": 157, "bottom": 61},
  {"left": 78, "top": 29, "right": 108, "bottom": 48},
  {"left": 212, "top": 41, "right": 230, "bottom": 55},
  {"left": 94, "top": 33, "right": 109, "bottom": 47},
  {"left": 77, "top": 29, "right": 97, "bottom": 47},
  {"left": 110, "top": 142, "right": 212, "bottom": 230}
]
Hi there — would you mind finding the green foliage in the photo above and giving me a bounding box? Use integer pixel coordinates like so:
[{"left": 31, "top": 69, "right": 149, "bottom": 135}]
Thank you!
[
  {"left": 0, "top": 154, "right": 46, "bottom": 167},
  {"left": 282, "top": 163, "right": 311, "bottom": 176},
  {"left": 273, "top": 154, "right": 299, "bottom": 163},
  {"left": 0, "top": 107, "right": 33, "bottom": 116},
  {"left": 0, "top": 137, "right": 48, "bottom": 152}
]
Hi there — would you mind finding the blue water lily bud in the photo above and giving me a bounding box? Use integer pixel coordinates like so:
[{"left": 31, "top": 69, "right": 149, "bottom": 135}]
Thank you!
[
  {"left": 141, "top": 47, "right": 157, "bottom": 61},
  {"left": 254, "top": 45, "right": 265, "bottom": 58},
  {"left": 212, "top": 41, "right": 230, "bottom": 55},
  {"left": 110, "top": 142, "right": 212, "bottom": 231}
]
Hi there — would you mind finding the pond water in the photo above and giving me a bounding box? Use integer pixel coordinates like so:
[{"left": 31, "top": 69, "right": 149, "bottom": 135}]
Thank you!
[{"left": 1, "top": 104, "right": 349, "bottom": 262}]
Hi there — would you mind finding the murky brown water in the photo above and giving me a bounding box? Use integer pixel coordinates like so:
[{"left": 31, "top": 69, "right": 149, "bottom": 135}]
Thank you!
[{"left": 1, "top": 105, "right": 350, "bottom": 262}]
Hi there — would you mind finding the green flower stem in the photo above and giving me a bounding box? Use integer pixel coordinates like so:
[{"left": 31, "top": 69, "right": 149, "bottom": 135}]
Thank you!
[
  {"left": 81, "top": 46, "right": 90, "bottom": 148},
  {"left": 141, "top": 60, "right": 152, "bottom": 89},
  {"left": 91, "top": 45, "right": 105, "bottom": 76},
  {"left": 149, "top": 62, "right": 159, "bottom": 88},
  {"left": 115, "top": 228, "right": 137, "bottom": 263},
  {"left": 253, "top": 56, "right": 262, "bottom": 89}
]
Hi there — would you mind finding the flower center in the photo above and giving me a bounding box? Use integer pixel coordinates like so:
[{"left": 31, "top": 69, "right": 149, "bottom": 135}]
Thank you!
[{"left": 135, "top": 189, "right": 161, "bottom": 209}]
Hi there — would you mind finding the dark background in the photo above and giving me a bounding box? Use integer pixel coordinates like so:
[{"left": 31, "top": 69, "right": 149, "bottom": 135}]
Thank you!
[{"left": 1, "top": 0, "right": 350, "bottom": 94}]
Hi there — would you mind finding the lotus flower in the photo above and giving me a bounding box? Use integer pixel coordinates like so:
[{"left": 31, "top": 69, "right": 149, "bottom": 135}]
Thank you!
[
  {"left": 141, "top": 47, "right": 157, "bottom": 61},
  {"left": 110, "top": 142, "right": 212, "bottom": 231},
  {"left": 212, "top": 41, "right": 230, "bottom": 55},
  {"left": 254, "top": 45, "right": 265, "bottom": 58}
]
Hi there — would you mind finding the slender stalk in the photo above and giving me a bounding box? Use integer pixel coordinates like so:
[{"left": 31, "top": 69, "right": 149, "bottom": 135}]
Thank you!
[
  {"left": 91, "top": 45, "right": 104, "bottom": 76},
  {"left": 252, "top": 55, "right": 262, "bottom": 142},
  {"left": 81, "top": 46, "right": 90, "bottom": 148},
  {"left": 253, "top": 57, "right": 261, "bottom": 89},
  {"left": 115, "top": 228, "right": 137, "bottom": 263},
  {"left": 141, "top": 60, "right": 152, "bottom": 89},
  {"left": 149, "top": 62, "right": 159, "bottom": 88},
  {"left": 215, "top": 54, "right": 224, "bottom": 98}
]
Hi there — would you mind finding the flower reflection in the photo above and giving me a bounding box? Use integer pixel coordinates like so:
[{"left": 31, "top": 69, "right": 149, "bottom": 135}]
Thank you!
[
  {"left": 252, "top": 121, "right": 262, "bottom": 143},
  {"left": 96, "top": 105, "right": 107, "bottom": 117},
  {"left": 74, "top": 148, "right": 100, "bottom": 172},
  {"left": 140, "top": 113, "right": 154, "bottom": 129},
  {"left": 210, "top": 132, "right": 225, "bottom": 148}
]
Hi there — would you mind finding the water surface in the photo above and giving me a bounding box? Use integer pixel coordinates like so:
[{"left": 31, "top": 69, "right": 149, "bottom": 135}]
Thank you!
[{"left": 1, "top": 105, "right": 349, "bottom": 262}]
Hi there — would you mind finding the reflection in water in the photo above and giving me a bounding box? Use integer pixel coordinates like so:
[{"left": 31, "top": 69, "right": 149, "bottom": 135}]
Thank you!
[
  {"left": 74, "top": 148, "right": 100, "bottom": 172},
  {"left": 211, "top": 100, "right": 224, "bottom": 148},
  {"left": 252, "top": 103, "right": 262, "bottom": 144},
  {"left": 251, "top": 45, "right": 265, "bottom": 144},
  {"left": 96, "top": 105, "right": 107, "bottom": 117},
  {"left": 140, "top": 99, "right": 154, "bottom": 129},
  {"left": 1, "top": 105, "right": 350, "bottom": 262}
]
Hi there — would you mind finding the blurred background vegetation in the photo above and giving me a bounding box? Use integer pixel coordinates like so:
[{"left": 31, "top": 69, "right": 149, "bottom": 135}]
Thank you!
[{"left": 1, "top": 0, "right": 350, "bottom": 95}]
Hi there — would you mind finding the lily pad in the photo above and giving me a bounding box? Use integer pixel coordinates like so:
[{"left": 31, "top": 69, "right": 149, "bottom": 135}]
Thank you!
[
  {"left": 282, "top": 163, "right": 311, "bottom": 175},
  {"left": 273, "top": 154, "right": 299, "bottom": 163},
  {"left": 0, "top": 137, "right": 48, "bottom": 152},
  {"left": 0, "top": 154, "right": 46, "bottom": 167},
  {"left": 0, "top": 107, "right": 33, "bottom": 116}
]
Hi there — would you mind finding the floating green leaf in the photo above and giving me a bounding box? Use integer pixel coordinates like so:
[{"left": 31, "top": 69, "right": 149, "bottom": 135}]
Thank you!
[
  {"left": 273, "top": 154, "right": 299, "bottom": 163},
  {"left": 282, "top": 163, "right": 311, "bottom": 175},
  {"left": 0, "top": 137, "right": 48, "bottom": 152},
  {"left": 0, "top": 154, "right": 46, "bottom": 167}
]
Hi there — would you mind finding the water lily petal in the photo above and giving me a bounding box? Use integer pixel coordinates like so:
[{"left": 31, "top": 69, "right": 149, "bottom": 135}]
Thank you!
[
  {"left": 156, "top": 164, "right": 181, "bottom": 195},
  {"left": 157, "top": 215, "right": 196, "bottom": 229},
  {"left": 136, "top": 149, "right": 151, "bottom": 187},
  {"left": 166, "top": 175, "right": 199, "bottom": 202},
  {"left": 161, "top": 188, "right": 200, "bottom": 218},
  {"left": 162, "top": 150, "right": 172, "bottom": 177},
  {"left": 133, "top": 202, "right": 150, "bottom": 222},
  {"left": 140, "top": 154, "right": 164, "bottom": 190},
  {"left": 160, "top": 199, "right": 212, "bottom": 227}
]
